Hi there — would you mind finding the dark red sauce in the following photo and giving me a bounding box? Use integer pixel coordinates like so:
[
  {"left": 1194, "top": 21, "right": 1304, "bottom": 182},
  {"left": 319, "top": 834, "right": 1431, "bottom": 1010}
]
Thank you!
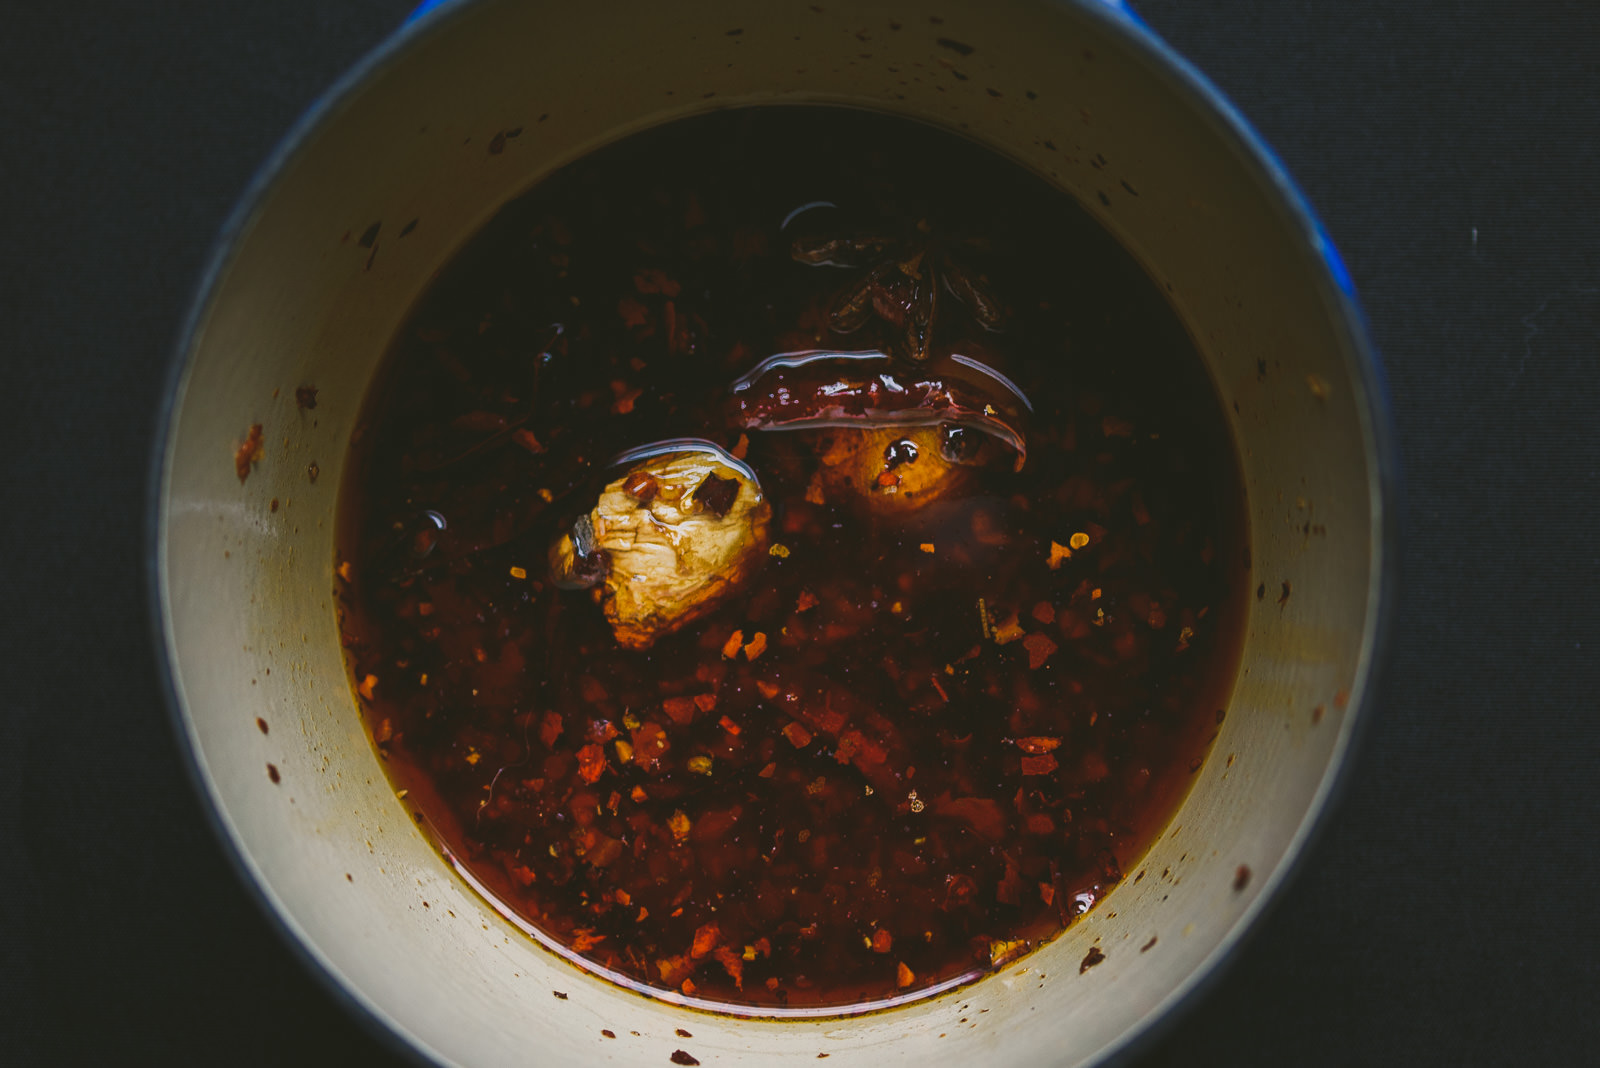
[{"left": 337, "top": 107, "right": 1246, "bottom": 1014}]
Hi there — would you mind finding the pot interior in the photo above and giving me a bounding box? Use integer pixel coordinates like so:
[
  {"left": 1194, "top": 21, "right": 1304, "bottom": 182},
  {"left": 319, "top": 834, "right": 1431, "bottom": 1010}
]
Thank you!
[{"left": 156, "top": 2, "right": 1387, "bottom": 1065}]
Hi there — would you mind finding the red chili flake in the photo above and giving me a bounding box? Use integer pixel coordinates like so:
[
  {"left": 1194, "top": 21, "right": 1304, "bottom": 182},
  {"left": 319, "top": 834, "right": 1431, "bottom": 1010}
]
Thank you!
[
  {"left": 1079, "top": 946, "right": 1106, "bottom": 973},
  {"left": 730, "top": 433, "right": 750, "bottom": 460},
  {"left": 693, "top": 693, "right": 718, "bottom": 713},
  {"left": 783, "top": 722, "right": 813, "bottom": 748},
  {"left": 1046, "top": 541, "right": 1072, "bottom": 569},
  {"left": 631, "top": 721, "right": 670, "bottom": 772},
  {"left": 633, "top": 268, "right": 682, "bottom": 297},
  {"left": 1233, "top": 864, "right": 1252, "bottom": 892},
  {"left": 1039, "top": 882, "right": 1056, "bottom": 906},
  {"left": 1025, "top": 813, "right": 1056, "bottom": 835},
  {"left": 755, "top": 680, "right": 781, "bottom": 700},
  {"left": 943, "top": 873, "right": 978, "bottom": 910},
  {"left": 1031, "top": 601, "right": 1056, "bottom": 624},
  {"left": 662, "top": 696, "right": 699, "bottom": 725},
  {"left": 508, "top": 864, "right": 537, "bottom": 886},
  {"left": 690, "top": 922, "right": 721, "bottom": 959},
  {"left": 622, "top": 469, "right": 659, "bottom": 501},
  {"left": 743, "top": 632, "right": 769, "bottom": 660},
  {"left": 991, "top": 613, "right": 1025, "bottom": 645},
  {"left": 539, "top": 711, "right": 563, "bottom": 748},
  {"left": 796, "top": 590, "right": 820, "bottom": 613},
  {"left": 696, "top": 473, "right": 740, "bottom": 516},
  {"left": 1014, "top": 736, "right": 1061, "bottom": 754},
  {"left": 757, "top": 762, "right": 777, "bottom": 778},
  {"left": 234, "top": 423, "right": 264, "bottom": 483},
  {"left": 1021, "top": 633, "right": 1058, "bottom": 669},
  {"left": 896, "top": 962, "right": 915, "bottom": 988},
  {"left": 995, "top": 858, "right": 1025, "bottom": 905},
  {"left": 713, "top": 945, "right": 745, "bottom": 989},
  {"left": 721, "top": 630, "right": 745, "bottom": 659},
  {"left": 571, "top": 928, "right": 607, "bottom": 951},
  {"left": 610, "top": 382, "right": 643, "bottom": 415},
  {"left": 928, "top": 674, "right": 950, "bottom": 702},
  {"left": 718, "top": 715, "right": 741, "bottom": 735},
  {"left": 1020, "top": 754, "right": 1059, "bottom": 776},
  {"left": 936, "top": 796, "right": 1007, "bottom": 840},
  {"left": 617, "top": 296, "right": 650, "bottom": 328},
  {"left": 871, "top": 929, "right": 893, "bottom": 954},
  {"left": 576, "top": 744, "right": 607, "bottom": 784},
  {"left": 671, "top": 1052, "right": 700, "bottom": 1066}
]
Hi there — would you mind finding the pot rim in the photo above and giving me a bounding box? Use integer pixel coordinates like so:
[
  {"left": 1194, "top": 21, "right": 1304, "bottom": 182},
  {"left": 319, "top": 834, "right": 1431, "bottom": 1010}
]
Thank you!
[{"left": 144, "top": 2, "right": 1400, "bottom": 1064}]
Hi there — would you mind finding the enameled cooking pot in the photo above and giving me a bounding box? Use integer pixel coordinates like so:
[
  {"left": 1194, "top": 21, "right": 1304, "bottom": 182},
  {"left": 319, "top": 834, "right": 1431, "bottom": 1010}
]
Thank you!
[{"left": 151, "top": 1, "right": 1396, "bottom": 1064}]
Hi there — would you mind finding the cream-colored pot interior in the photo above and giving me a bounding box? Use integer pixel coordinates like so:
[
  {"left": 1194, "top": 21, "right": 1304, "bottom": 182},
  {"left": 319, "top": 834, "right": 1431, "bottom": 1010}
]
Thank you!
[{"left": 154, "top": 1, "right": 1392, "bottom": 1065}]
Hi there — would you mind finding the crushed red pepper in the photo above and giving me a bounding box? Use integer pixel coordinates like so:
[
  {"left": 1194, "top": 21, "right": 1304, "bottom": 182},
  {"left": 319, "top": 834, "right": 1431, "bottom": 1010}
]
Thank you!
[
  {"left": 337, "top": 107, "right": 1246, "bottom": 1012},
  {"left": 234, "top": 423, "right": 264, "bottom": 483}
]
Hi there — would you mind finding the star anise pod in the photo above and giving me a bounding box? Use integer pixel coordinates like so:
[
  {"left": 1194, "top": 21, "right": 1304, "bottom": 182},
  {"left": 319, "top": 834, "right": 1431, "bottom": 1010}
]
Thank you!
[{"left": 791, "top": 221, "right": 1004, "bottom": 362}]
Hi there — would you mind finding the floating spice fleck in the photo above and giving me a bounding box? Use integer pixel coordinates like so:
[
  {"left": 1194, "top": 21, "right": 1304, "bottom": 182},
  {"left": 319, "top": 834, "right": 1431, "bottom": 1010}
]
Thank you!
[
  {"left": 1021, "top": 633, "right": 1058, "bottom": 669},
  {"left": 235, "top": 423, "right": 264, "bottom": 483}
]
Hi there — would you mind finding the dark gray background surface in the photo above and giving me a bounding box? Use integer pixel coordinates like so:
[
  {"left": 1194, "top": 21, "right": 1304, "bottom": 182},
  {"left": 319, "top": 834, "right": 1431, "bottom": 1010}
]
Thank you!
[{"left": 4, "top": 1, "right": 1597, "bottom": 1064}]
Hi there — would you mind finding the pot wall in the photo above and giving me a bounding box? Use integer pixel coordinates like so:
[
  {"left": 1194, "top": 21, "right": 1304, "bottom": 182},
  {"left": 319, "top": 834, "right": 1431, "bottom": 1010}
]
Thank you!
[{"left": 155, "top": 2, "right": 1391, "bottom": 1065}]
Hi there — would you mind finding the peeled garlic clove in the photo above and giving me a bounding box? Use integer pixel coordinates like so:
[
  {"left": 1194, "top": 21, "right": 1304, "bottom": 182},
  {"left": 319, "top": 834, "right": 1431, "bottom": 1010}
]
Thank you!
[{"left": 550, "top": 440, "right": 770, "bottom": 650}]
